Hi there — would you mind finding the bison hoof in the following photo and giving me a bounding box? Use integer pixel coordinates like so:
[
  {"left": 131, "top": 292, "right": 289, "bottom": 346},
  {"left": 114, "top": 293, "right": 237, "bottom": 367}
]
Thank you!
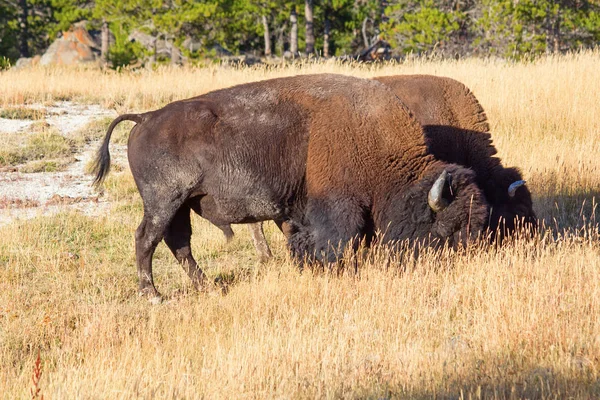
[
  {"left": 191, "top": 276, "right": 208, "bottom": 292},
  {"left": 258, "top": 254, "right": 272, "bottom": 264},
  {"left": 138, "top": 288, "right": 163, "bottom": 304}
]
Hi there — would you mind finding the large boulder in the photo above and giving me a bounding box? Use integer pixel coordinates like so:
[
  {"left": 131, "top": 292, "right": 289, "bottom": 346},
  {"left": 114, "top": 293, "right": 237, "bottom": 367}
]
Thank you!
[{"left": 40, "top": 21, "right": 100, "bottom": 66}]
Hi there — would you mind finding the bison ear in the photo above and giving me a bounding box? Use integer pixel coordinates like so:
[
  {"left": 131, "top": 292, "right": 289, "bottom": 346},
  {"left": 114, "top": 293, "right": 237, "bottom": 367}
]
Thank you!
[
  {"left": 508, "top": 180, "right": 526, "bottom": 198},
  {"left": 428, "top": 170, "right": 452, "bottom": 213}
]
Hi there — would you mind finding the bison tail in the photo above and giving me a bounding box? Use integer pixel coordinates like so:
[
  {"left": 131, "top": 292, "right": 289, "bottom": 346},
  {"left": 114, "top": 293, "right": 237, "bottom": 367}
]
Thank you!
[{"left": 92, "top": 113, "right": 144, "bottom": 187}]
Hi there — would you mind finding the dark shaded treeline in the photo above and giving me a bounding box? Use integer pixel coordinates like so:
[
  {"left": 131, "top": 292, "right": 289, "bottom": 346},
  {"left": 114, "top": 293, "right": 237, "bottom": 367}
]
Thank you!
[{"left": 1, "top": 0, "right": 599, "bottom": 67}]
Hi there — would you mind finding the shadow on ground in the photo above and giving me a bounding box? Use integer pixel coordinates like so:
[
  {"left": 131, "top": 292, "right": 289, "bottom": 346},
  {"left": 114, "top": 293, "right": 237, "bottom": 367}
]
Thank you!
[
  {"left": 334, "top": 365, "right": 600, "bottom": 399},
  {"left": 531, "top": 176, "right": 599, "bottom": 234}
]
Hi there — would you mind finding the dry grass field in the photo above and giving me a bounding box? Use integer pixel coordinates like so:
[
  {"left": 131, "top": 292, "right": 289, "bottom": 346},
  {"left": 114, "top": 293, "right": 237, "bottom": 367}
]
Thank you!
[{"left": 1, "top": 52, "right": 600, "bottom": 399}]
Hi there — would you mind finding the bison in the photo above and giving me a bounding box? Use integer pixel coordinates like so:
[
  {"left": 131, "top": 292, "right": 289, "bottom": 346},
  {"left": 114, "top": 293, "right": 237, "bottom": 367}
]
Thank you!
[
  {"left": 93, "top": 74, "right": 489, "bottom": 301},
  {"left": 227, "top": 74, "right": 536, "bottom": 260}
]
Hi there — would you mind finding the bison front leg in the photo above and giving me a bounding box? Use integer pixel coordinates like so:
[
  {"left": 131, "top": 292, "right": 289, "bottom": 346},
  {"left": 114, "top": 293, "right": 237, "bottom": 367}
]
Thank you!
[
  {"left": 248, "top": 222, "right": 272, "bottom": 263},
  {"left": 164, "top": 204, "right": 207, "bottom": 290},
  {"left": 289, "top": 198, "right": 366, "bottom": 267},
  {"left": 313, "top": 198, "right": 366, "bottom": 265}
]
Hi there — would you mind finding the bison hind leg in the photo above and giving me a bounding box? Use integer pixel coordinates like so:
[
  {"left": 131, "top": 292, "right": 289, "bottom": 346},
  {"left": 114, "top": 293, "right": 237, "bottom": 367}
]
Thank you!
[
  {"left": 163, "top": 204, "right": 207, "bottom": 290},
  {"left": 136, "top": 200, "right": 188, "bottom": 302}
]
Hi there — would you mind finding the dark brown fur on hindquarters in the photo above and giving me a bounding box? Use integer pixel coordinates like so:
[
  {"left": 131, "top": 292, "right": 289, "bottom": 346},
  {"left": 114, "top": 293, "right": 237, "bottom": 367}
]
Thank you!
[
  {"left": 374, "top": 74, "right": 536, "bottom": 240},
  {"left": 91, "top": 74, "right": 490, "bottom": 299}
]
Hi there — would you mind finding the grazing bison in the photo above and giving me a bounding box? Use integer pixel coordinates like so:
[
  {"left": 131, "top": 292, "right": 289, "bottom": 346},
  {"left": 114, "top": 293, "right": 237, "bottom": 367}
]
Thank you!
[
  {"left": 93, "top": 74, "right": 489, "bottom": 301},
  {"left": 374, "top": 74, "right": 536, "bottom": 240},
  {"left": 217, "top": 74, "right": 537, "bottom": 259}
]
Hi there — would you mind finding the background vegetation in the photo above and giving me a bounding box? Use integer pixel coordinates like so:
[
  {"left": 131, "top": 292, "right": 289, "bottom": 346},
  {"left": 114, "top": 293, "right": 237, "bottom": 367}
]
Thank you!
[{"left": 1, "top": 0, "right": 600, "bottom": 66}]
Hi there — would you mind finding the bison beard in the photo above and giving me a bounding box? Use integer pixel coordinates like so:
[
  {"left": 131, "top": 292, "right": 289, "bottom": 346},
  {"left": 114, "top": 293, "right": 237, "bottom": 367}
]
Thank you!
[{"left": 92, "top": 74, "right": 490, "bottom": 301}]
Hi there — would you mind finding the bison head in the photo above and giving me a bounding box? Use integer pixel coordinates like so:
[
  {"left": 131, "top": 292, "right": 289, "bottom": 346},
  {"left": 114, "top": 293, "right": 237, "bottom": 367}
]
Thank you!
[
  {"left": 383, "top": 163, "right": 490, "bottom": 248},
  {"left": 487, "top": 167, "right": 537, "bottom": 240}
]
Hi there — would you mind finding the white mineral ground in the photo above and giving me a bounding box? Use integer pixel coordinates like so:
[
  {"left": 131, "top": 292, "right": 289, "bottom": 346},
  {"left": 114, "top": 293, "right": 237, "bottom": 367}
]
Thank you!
[{"left": 0, "top": 102, "right": 127, "bottom": 226}]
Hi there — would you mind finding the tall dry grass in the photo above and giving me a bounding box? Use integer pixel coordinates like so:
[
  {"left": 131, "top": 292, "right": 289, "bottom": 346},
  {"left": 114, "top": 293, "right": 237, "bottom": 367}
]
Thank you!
[{"left": 1, "top": 52, "right": 600, "bottom": 398}]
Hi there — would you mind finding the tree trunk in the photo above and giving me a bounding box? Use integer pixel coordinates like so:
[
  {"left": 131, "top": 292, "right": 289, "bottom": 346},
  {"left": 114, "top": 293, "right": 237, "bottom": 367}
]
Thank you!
[
  {"left": 362, "top": 17, "right": 372, "bottom": 49},
  {"left": 18, "top": 0, "right": 30, "bottom": 57},
  {"left": 545, "top": 2, "right": 552, "bottom": 54},
  {"left": 304, "top": 0, "right": 314, "bottom": 55},
  {"left": 323, "top": 9, "right": 330, "bottom": 57},
  {"left": 101, "top": 20, "right": 110, "bottom": 65},
  {"left": 171, "top": 42, "right": 181, "bottom": 66},
  {"left": 290, "top": 7, "right": 298, "bottom": 56},
  {"left": 149, "top": 36, "right": 157, "bottom": 67},
  {"left": 275, "top": 22, "right": 287, "bottom": 56},
  {"left": 262, "top": 15, "right": 272, "bottom": 57},
  {"left": 380, "top": 0, "right": 389, "bottom": 24},
  {"left": 553, "top": 9, "right": 561, "bottom": 53}
]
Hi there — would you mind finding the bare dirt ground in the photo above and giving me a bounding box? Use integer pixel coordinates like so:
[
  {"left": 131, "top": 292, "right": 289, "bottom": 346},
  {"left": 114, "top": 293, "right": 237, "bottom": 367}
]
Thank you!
[{"left": 0, "top": 102, "right": 126, "bottom": 226}]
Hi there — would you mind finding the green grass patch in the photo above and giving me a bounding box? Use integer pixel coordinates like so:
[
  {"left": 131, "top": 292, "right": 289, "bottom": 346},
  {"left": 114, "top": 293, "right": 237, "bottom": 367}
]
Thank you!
[
  {"left": 29, "top": 120, "right": 52, "bottom": 132},
  {"left": 21, "top": 130, "right": 74, "bottom": 159},
  {"left": 73, "top": 118, "right": 111, "bottom": 144},
  {"left": 0, "top": 129, "right": 75, "bottom": 167},
  {"left": 0, "top": 137, "right": 25, "bottom": 166},
  {"left": 103, "top": 171, "right": 140, "bottom": 202},
  {"left": 0, "top": 107, "right": 46, "bottom": 120},
  {"left": 74, "top": 117, "right": 132, "bottom": 145},
  {"left": 19, "top": 158, "right": 74, "bottom": 173}
]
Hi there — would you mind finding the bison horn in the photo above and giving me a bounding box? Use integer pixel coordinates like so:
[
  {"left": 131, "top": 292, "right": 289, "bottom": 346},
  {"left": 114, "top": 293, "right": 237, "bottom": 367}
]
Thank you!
[
  {"left": 508, "top": 180, "right": 526, "bottom": 198},
  {"left": 428, "top": 170, "right": 451, "bottom": 213}
]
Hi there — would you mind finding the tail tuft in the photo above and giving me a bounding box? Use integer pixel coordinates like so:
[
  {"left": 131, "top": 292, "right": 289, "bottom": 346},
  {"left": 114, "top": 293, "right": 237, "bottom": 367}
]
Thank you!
[{"left": 91, "top": 114, "right": 143, "bottom": 188}]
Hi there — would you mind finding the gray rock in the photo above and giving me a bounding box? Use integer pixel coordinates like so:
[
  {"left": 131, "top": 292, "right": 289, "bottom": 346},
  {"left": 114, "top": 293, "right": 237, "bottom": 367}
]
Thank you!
[{"left": 40, "top": 22, "right": 99, "bottom": 66}]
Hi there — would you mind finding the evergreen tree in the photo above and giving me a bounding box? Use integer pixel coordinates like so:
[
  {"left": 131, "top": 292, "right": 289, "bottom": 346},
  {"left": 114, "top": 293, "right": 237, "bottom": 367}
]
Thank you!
[
  {"left": 0, "top": 0, "right": 599, "bottom": 63},
  {"left": 382, "top": 0, "right": 470, "bottom": 56}
]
